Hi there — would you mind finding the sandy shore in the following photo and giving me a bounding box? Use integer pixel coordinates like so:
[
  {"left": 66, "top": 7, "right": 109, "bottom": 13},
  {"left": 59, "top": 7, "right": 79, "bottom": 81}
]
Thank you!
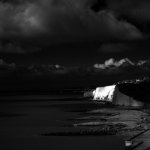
[{"left": 0, "top": 96, "right": 125, "bottom": 150}]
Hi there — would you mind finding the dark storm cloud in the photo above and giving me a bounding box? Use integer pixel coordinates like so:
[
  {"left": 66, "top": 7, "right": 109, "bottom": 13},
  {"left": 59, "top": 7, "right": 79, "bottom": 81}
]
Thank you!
[
  {"left": 0, "top": 41, "right": 41, "bottom": 54},
  {"left": 98, "top": 39, "right": 150, "bottom": 55},
  {"left": 107, "top": 0, "right": 150, "bottom": 30},
  {"left": 0, "top": 58, "right": 16, "bottom": 70},
  {"left": 0, "top": 0, "right": 144, "bottom": 54},
  {"left": 99, "top": 43, "right": 134, "bottom": 53},
  {"left": 0, "top": 1, "right": 47, "bottom": 37}
]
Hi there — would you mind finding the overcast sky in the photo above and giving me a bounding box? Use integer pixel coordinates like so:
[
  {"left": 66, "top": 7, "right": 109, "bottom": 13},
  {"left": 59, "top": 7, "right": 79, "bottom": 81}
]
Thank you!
[{"left": 0, "top": 0, "right": 150, "bottom": 66}]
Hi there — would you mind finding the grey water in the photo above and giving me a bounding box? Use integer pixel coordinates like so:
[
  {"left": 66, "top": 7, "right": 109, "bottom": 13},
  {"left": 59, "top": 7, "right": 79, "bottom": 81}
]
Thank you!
[{"left": 0, "top": 94, "right": 125, "bottom": 150}]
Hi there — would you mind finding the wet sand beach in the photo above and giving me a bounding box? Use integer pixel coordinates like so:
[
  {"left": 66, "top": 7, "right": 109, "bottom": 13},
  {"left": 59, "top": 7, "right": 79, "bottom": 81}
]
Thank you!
[{"left": 0, "top": 95, "right": 124, "bottom": 150}]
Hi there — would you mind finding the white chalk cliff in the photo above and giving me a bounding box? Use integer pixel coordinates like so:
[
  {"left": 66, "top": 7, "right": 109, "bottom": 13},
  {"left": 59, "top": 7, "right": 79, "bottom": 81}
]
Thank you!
[{"left": 92, "top": 85, "right": 144, "bottom": 107}]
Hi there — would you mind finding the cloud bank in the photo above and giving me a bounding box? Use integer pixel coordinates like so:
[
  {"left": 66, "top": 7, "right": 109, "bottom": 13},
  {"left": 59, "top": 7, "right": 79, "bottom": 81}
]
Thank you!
[
  {"left": 99, "top": 43, "right": 134, "bottom": 53},
  {"left": 94, "top": 58, "right": 135, "bottom": 69}
]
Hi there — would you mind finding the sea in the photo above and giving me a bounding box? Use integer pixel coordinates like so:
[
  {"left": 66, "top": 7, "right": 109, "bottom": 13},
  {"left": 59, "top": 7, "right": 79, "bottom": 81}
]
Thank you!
[{"left": 0, "top": 93, "right": 125, "bottom": 150}]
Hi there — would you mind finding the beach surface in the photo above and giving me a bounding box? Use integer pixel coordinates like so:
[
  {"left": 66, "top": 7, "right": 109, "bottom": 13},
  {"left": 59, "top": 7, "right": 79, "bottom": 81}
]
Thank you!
[{"left": 0, "top": 95, "right": 126, "bottom": 150}]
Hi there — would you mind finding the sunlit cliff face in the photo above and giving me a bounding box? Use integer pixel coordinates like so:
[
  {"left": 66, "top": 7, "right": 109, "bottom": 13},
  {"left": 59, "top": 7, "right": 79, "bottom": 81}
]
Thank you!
[
  {"left": 92, "top": 85, "right": 144, "bottom": 107},
  {"left": 93, "top": 85, "right": 116, "bottom": 102}
]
